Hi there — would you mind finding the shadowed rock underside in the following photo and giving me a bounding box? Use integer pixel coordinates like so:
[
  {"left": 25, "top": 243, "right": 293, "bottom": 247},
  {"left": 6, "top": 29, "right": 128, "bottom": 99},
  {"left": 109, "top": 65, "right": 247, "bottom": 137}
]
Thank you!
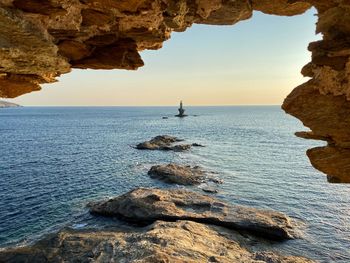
[{"left": 0, "top": 0, "right": 350, "bottom": 182}]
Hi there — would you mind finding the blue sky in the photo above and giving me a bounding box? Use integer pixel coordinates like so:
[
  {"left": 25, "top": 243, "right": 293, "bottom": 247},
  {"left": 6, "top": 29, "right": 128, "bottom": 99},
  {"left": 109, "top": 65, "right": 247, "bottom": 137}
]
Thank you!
[{"left": 11, "top": 8, "right": 321, "bottom": 106}]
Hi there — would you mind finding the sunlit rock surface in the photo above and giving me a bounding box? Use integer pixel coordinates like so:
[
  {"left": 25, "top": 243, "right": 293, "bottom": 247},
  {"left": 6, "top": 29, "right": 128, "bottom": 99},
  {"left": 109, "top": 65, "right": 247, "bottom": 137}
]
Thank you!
[
  {"left": 0, "top": 0, "right": 349, "bottom": 182},
  {"left": 148, "top": 164, "right": 206, "bottom": 185},
  {"left": 90, "top": 187, "right": 296, "bottom": 240},
  {"left": 0, "top": 220, "right": 314, "bottom": 263}
]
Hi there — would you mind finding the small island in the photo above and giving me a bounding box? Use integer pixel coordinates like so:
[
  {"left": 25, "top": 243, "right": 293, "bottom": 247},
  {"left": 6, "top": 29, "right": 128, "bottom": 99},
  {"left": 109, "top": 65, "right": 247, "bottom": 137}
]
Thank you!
[
  {"left": 0, "top": 100, "right": 21, "bottom": 108},
  {"left": 175, "top": 100, "right": 188, "bottom": 117}
]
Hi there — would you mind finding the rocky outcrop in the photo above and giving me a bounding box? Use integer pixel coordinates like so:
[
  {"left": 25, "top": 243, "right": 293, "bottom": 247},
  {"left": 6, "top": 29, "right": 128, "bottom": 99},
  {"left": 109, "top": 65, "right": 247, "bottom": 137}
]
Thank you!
[
  {"left": 282, "top": 79, "right": 350, "bottom": 183},
  {"left": 0, "top": 0, "right": 312, "bottom": 99},
  {"left": 148, "top": 163, "right": 221, "bottom": 187},
  {"left": 136, "top": 135, "right": 192, "bottom": 152},
  {"left": 148, "top": 163, "right": 221, "bottom": 186},
  {"left": 0, "top": 0, "right": 253, "bottom": 98},
  {"left": 0, "top": 220, "right": 313, "bottom": 263},
  {"left": 148, "top": 164, "right": 205, "bottom": 185},
  {"left": 280, "top": 1, "right": 350, "bottom": 183},
  {"left": 0, "top": 0, "right": 349, "bottom": 182},
  {"left": 90, "top": 187, "right": 296, "bottom": 240}
]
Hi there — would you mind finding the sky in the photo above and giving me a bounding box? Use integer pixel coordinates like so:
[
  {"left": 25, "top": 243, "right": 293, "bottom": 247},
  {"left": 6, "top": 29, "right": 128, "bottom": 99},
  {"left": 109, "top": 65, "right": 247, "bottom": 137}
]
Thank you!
[{"left": 9, "top": 9, "right": 321, "bottom": 106}]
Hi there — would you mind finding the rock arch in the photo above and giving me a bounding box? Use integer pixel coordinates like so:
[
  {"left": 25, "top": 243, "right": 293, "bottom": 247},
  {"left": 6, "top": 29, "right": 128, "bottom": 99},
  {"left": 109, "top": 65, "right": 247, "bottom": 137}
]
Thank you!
[{"left": 0, "top": 0, "right": 349, "bottom": 182}]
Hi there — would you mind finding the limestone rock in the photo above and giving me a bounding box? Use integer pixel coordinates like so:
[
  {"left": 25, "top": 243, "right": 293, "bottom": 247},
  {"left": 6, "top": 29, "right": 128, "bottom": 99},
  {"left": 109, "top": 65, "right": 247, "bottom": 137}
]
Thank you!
[
  {"left": 282, "top": 81, "right": 350, "bottom": 182},
  {"left": 307, "top": 146, "right": 350, "bottom": 183},
  {"left": 251, "top": 0, "right": 311, "bottom": 16},
  {"left": 0, "top": 220, "right": 314, "bottom": 263},
  {"left": 90, "top": 187, "right": 296, "bottom": 240}
]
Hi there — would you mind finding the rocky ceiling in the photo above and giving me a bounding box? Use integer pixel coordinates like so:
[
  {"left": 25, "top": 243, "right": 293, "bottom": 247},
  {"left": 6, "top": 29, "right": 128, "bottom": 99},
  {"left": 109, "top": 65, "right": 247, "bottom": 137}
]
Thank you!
[{"left": 0, "top": 0, "right": 349, "bottom": 183}]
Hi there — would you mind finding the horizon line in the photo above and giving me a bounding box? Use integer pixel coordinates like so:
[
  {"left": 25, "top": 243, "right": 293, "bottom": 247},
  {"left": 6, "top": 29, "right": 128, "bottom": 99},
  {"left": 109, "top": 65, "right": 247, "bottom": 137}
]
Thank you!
[{"left": 12, "top": 104, "right": 282, "bottom": 107}]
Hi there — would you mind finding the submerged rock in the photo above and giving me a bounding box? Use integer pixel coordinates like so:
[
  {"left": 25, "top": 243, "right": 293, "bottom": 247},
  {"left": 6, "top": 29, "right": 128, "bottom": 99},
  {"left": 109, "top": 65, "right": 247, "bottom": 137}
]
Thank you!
[
  {"left": 90, "top": 188, "right": 296, "bottom": 240},
  {"left": 0, "top": 221, "right": 313, "bottom": 263},
  {"left": 136, "top": 135, "right": 191, "bottom": 152}
]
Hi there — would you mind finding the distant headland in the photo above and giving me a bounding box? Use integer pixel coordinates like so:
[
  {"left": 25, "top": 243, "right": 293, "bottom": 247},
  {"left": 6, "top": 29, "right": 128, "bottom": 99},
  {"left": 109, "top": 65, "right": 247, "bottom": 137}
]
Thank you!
[{"left": 0, "top": 100, "right": 21, "bottom": 108}]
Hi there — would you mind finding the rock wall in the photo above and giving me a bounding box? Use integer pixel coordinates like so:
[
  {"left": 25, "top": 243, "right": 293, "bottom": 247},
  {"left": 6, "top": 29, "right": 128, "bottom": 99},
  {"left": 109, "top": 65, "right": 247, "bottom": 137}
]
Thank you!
[
  {"left": 281, "top": 0, "right": 350, "bottom": 183},
  {"left": 0, "top": 0, "right": 349, "bottom": 182}
]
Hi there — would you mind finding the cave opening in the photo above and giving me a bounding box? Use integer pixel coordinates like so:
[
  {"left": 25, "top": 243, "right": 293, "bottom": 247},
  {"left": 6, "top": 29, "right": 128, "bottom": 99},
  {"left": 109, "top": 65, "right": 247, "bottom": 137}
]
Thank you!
[
  {"left": 1, "top": 1, "right": 350, "bottom": 261},
  {"left": 8, "top": 9, "right": 320, "bottom": 107}
]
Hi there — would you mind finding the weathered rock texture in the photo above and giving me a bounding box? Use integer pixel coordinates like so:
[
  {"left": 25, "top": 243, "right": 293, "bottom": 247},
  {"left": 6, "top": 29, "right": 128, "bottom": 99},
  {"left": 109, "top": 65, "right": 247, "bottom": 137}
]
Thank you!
[
  {"left": 0, "top": 0, "right": 349, "bottom": 182},
  {"left": 136, "top": 135, "right": 192, "bottom": 151},
  {"left": 90, "top": 187, "right": 296, "bottom": 240},
  {"left": 0, "top": 220, "right": 313, "bottom": 263},
  {"left": 148, "top": 163, "right": 221, "bottom": 186},
  {"left": 149, "top": 164, "right": 206, "bottom": 185}
]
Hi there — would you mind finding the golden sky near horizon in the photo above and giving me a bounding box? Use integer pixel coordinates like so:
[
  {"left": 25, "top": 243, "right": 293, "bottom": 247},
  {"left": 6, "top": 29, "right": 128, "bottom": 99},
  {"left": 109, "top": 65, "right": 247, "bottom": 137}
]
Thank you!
[{"left": 8, "top": 10, "right": 320, "bottom": 106}]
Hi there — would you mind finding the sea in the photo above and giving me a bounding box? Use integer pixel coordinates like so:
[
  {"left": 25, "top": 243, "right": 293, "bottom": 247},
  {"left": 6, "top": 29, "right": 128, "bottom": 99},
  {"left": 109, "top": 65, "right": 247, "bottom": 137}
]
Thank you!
[{"left": 0, "top": 106, "right": 349, "bottom": 262}]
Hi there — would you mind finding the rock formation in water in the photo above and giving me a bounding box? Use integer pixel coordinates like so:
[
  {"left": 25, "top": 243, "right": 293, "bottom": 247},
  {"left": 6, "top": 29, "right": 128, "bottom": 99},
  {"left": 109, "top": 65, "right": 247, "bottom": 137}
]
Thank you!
[
  {"left": 90, "top": 187, "right": 296, "bottom": 240},
  {"left": 0, "top": 0, "right": 349, "bottom": 182},
  {"left": 0, "top": 220, "right": 314, "bottom": 263},
  {"left": 148, "top": 163, "right": 222, "bottom": 187},
  {"left": 136, "top": 135, "right": 192, "bottom": 151},
  {"left": 148, "top": 164, "right": 206, "bottom": 185}
]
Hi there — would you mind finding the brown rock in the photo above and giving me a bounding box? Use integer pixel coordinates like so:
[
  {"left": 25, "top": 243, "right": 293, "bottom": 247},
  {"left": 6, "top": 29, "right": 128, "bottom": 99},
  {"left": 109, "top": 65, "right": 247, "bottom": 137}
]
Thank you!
[
  {"left": 171, "top": 144, "right": 192, "bottom": 152},
  {"left": 72, "top": 39, "right": 144, "bottom": 70},
  {"left": 0, "top": 221, "right": 314, "bottom": 263},
  {"left": 81, "top": 8, "right": 113, "bottom": 27},
  {"left": 295, "top": 131, "right": 333, "bottom": 143},
  {"left": 148, "top": 164, "right": 205, "bottom": 185},
  {"left": 57, "top": 40, "right": 92, "bottom": 61},
  {"left": 307, "top": 146, "right": 350, "bottom": 183},
  {"left": 85, "top": 33, "right": 119, "bottom": 46},
  {"left": 283, "top": 82, "right": 350, "bottom": 182},
  {"left": 136, "top": 135, "right": 192, "bottom": 152},
  {"left": 0, "top": 75, "right": 41, "bottom": 98},
  {"left": 282, "top": 82, "right": 350, "bottom": 148},
  {"left": 90, "top": 188, "right": 296, "bottom": 240},
  {"left": 251, "top": 0, "right": 311, "bottom": 16},
  {"left": 13, "top": 0, "right": 64, "bottom": 16},
  {"left": 0, "top": 7, "right": 70, "bottom": 98},
  {"left": 80, "top": 0, "right": 147, "bottom": 13},
  {"left": 312, "top": 55, "right": 349, "bottom": 71},
  {"left": 148, "top": 164, "right": 221, "bottom": 186},
  {"left": 197, "top": 0, "right": 252, "bottom": 25}
]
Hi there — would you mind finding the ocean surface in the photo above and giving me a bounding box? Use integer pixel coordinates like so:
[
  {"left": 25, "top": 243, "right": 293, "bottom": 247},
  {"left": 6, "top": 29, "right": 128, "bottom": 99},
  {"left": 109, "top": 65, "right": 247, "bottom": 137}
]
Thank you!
[{"left": 0, "top": 106, "right": 349, "bottom": 262}]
